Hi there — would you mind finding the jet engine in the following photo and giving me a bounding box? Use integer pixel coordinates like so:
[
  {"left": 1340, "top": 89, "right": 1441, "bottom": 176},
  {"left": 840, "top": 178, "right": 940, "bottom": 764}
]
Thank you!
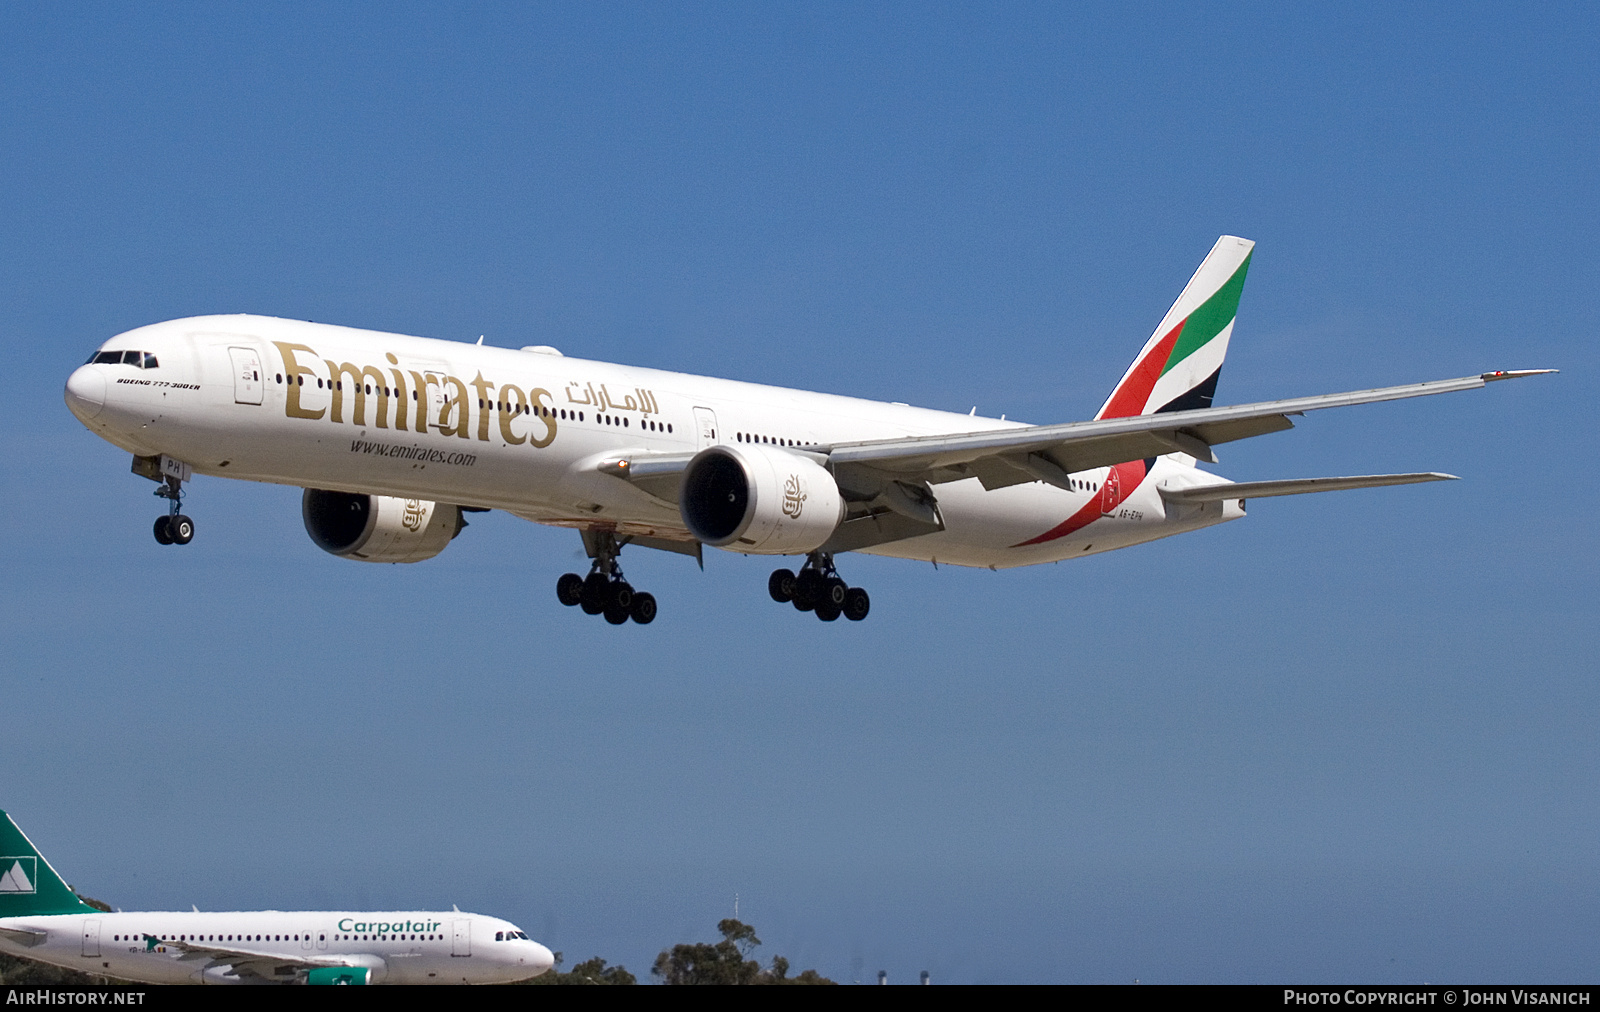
[
  {"left": 301, "top": 489, "right": 465, "bottom": 563},
  {"left": 680, "top": 444, "right": 845, "bottom": 555}
]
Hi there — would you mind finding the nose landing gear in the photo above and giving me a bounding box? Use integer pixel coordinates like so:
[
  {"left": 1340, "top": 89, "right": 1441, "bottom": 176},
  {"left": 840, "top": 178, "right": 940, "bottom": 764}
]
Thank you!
[
  {"left": 142, "top": 457, "right": 195, "bottom": 546},
  {"left": 556, "top": 531, "right": 657, "bottom": 625},
  {"left": 768, "top": 552, "right": 869, "bottom": 622}
]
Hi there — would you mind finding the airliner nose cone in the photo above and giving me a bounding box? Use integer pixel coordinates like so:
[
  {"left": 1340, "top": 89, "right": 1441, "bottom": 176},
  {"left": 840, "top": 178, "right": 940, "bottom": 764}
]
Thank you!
[
  {"left": 529, "top": 942, "right": 555, "bottom": 975},
  {"left": 65, "top": 366, "right": 106, "bottom": 421}
]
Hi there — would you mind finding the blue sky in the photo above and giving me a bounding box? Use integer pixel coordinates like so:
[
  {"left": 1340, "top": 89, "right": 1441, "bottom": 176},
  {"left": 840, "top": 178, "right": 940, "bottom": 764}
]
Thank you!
[{"left": 2, "top": 4, "right": 1595, "bottom": 983}]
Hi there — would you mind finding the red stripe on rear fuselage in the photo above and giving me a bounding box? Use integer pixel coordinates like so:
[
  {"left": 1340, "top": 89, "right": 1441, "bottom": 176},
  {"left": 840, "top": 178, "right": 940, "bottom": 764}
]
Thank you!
[{"left": 1011, "top": 460, "right": 1150, "bottom": 546}]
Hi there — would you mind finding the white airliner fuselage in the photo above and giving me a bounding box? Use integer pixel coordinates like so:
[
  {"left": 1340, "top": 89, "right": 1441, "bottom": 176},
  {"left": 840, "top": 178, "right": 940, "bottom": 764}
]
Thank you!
[
  {"left": 63, "top": 314, "right": 1224, "bottom": 568},
  {"left": 0, "top": 908, "right": 553, "bottom": 985}
]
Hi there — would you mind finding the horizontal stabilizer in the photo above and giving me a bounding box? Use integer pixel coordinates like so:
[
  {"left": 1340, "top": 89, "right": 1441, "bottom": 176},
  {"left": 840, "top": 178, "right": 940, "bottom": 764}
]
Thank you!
[
  {"left": 0, "top": 927, "right": 46, "bottom": 948},
  {"left": 1161, "top": 472, "right": 1457, "bottom": 503}
]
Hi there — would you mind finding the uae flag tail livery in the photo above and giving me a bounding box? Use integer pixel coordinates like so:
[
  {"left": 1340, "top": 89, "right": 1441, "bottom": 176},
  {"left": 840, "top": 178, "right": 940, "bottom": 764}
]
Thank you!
[
  {"left": 1045, "top": 234, "right": 1253, "bottom": 534},
  {"left": 1097, "top": 235, "right": 1253, "bottom": 421}
]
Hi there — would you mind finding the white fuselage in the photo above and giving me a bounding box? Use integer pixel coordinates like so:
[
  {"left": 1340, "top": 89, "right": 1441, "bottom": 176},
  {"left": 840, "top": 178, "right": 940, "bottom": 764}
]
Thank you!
[
  {"left": 0, "top": 909, "right": 553, "bottom": 984},
  {"left": 63, "top": 315, "right": 1242, "bottom": 568}
]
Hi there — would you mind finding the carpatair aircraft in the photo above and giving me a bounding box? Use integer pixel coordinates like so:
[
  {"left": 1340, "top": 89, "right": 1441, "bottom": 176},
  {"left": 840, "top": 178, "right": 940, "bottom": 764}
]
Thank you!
[
  {"left": 62, "top": 237, "right": 1550, "bottom": 625},
  {"left": 0, "top": 810, "right": 554, "bottom": 985}
]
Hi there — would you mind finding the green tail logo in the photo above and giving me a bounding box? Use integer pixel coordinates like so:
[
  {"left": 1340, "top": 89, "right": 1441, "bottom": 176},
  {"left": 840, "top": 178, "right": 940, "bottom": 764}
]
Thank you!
[{"left": 0, "top": 810, "right": 99, "bottom": 917}]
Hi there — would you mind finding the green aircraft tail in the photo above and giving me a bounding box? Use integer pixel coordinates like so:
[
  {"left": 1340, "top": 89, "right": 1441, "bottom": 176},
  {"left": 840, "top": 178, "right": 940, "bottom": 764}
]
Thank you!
[{"left": 0, "top": 810, "right": 98, "bottom": 917}]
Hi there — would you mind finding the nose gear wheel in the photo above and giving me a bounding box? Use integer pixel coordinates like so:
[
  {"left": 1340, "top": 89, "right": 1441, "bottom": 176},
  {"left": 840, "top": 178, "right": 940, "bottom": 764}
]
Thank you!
[{"left": 151, "top": 469, "right": 195, "bottom": 546}]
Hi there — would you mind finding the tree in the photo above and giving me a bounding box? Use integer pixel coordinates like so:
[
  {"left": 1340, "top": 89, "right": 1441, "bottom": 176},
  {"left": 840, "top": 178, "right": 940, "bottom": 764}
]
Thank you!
[
  {"left": 520, "top": 951, "right": 636, "bottom": 985},
  {"left": 652, "top": 919, "right": 834, "bottom": 985}
]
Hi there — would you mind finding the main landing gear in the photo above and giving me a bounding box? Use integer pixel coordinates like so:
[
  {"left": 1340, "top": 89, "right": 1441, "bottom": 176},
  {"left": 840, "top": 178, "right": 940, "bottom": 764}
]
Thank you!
[
  {"left": 768, "top": 552, "right": 869, "bottom": 622},
  {"left": 151, "top": 472, "right": 195, "bottom": 546},
  {"left": 556, "top": 531, "right": 657, "bottom": 625}
]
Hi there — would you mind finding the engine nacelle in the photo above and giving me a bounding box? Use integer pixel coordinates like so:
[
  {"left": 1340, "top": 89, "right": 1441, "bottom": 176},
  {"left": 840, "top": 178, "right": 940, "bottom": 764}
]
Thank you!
[
  {"left": 680, "top": 444, "right": 844, "bottom": 555},
  {"left": 302, "top": 489, "right": 464, "bottom": 563}
]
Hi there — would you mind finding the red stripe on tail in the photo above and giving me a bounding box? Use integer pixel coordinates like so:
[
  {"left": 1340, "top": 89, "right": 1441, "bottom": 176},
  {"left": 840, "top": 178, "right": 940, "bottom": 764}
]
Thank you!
[{"left": 1097, "top": 320, "right": 1184, "bottom": 420}]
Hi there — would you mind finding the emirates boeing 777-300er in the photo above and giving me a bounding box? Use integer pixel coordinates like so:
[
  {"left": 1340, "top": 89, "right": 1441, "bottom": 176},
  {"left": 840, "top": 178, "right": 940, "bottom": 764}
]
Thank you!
[
  {"left": 62, "top": 237, "right": 1550, "bottom": 624},
  {"left": 0, "top": 810, "right": 554, "bottom": 985}
]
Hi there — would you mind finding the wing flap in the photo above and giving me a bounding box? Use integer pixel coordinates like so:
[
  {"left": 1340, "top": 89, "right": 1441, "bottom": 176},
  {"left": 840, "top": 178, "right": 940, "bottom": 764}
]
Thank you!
[{"left": 820, "top": 509, "right": 944, "bottom": 554}]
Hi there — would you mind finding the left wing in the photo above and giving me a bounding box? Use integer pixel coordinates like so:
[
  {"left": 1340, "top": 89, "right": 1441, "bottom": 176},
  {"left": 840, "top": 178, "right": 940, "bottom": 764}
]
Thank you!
[
  {"left": 821, "top": 371, "right": 1550, "bottom": 492},
  {"left": 1161, "top": 472, "right": 1457, "bottom": 503},
  {"left": 143, "top": 934, "right": 349, "bottom": 982}
]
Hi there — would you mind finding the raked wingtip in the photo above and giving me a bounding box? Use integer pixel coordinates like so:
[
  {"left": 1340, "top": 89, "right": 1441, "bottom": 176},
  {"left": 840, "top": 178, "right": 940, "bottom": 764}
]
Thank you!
[{"left": 1481, "top": 369, "right": 1558, "bottom": 381}]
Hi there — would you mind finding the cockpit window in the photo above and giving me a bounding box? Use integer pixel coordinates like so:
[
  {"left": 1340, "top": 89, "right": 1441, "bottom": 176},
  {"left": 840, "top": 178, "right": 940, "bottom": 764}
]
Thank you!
[{"left": 88, "top": 350, "right": 159, "bottom": 368}]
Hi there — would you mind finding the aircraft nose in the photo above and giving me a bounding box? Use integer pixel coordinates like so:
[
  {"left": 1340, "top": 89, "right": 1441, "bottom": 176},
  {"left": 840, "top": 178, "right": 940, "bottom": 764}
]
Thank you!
[
  {"left": 64, "top": 365, "right": 106, "bottom": 421},
  {"left": 528, "top": 942, "right": 555, "bottom": 975}
]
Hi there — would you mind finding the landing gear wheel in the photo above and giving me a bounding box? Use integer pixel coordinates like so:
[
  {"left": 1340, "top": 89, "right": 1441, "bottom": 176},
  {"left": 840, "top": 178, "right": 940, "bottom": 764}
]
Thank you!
[
  {"left": 822, "top": 576, "right": 848, "bottom": 609},
  {"left": 608, "top": 581, "right": 635, "bottom": 613},
  {"left": 792, "top": 595, "right": 814, "bottom": 613},
  {"left": 556, "top": 573, "right": 584, "bottom": 607},
  {"left": 153, "top": 516, "right": 174, "bottom": 545},
  {"left": 168, "top": 515, "right": 194, "bottom": 545},
  {"left": 815, "top": 601, "right": 841, "bottom": 621},
  {"left": 580, "top": 573, "right": 609, "bottom": 615},
  {"left": 794, "top": 568, "right": 823, "bottom": 607},
  {"left": 768, "top": 569, "right": 796, "bottom": 603},
  {"left": 630, "top": 592, "right": 657, "bottom": 625},
  {"left": 843, "top": 586, "right": 870, "bottom": 621},
  {"left": 603, "top": 604, "right": 630, "bottom": 625}
]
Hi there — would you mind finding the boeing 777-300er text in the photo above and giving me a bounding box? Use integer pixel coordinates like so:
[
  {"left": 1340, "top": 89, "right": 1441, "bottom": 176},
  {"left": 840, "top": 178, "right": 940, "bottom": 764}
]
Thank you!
[
  {"left": 0, "top": 810, "right": 554, "bottom": 985},
  {"left": 62, "top": 237, "right": 1551, "bottom": 624}
]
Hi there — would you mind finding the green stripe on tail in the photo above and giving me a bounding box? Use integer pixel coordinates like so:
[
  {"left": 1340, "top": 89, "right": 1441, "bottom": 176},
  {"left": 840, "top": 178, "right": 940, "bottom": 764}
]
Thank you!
[{"left": 1160, "top": 250, "right": 1251, "bottom": 378}]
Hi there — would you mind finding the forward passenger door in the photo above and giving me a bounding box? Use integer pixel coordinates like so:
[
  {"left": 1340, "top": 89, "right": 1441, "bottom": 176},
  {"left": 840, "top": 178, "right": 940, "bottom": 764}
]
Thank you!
[{"left": 228, "top": 347, "right": 264, "bottom": 405}]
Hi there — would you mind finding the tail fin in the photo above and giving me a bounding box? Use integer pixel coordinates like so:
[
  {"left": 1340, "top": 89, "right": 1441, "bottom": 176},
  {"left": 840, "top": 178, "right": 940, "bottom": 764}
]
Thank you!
[
  {"left": 1096, "top": 235, "right": 1254, "bottom": 420},
  {"left": 0, "top": 810, "right": 97, "bottom": 917}
]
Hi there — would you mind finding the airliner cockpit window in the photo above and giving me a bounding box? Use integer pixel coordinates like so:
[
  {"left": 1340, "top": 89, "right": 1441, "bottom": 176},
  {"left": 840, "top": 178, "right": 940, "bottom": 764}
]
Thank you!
[{"left": 88, "top": 349, "right": 158, "bottom": 368}]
